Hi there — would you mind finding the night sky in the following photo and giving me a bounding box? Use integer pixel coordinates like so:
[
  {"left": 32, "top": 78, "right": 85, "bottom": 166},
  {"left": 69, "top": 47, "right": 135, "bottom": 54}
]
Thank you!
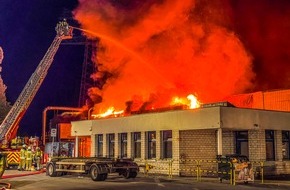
[
  {"left": 0, "top": 0, "right": 290, "bottom": 137},
  {"left": 0, "top": 0, "right": 82, "bottom": 137}
]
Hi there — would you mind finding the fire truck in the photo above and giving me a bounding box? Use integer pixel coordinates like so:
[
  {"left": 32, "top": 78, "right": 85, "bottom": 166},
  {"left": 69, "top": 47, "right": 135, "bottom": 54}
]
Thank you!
[
  {"left": 1, "top": 136, "right": 40, "bottom": 169},
  {"left": 0, "top": 19, "right": 73, "bottom": 177}
]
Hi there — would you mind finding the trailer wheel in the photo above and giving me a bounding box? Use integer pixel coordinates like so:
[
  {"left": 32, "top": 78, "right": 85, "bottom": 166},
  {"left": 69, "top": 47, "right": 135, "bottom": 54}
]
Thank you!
[
  {"left": 90, "top": 164, "right": 102, "bottom": 181},
  {"left": 130, "top": 171, "right": 137, "bottom": 178},
  {"left": 47, "top": 163, "right": 57, "bottom": 177},
  {"left": 122, "top": 169, "right": 131, "bottom": 179},
  {"left": 100, "top": 173, "right": 108, "bottom": 181}
]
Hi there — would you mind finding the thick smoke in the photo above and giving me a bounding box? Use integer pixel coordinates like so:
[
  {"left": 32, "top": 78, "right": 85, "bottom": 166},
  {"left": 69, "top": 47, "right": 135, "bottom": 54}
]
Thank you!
[
  {"left": 73, "top": 0, "right": 255, "bottom": 112},
  {"left": 227, "top": 0, "right": 290, "bottom": 90}
]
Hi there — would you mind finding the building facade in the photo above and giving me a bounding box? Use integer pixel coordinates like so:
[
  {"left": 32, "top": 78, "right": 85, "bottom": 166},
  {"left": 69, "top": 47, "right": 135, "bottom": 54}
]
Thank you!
[{"left": 71, "top": 105, "right": 290, "bottom": 176}]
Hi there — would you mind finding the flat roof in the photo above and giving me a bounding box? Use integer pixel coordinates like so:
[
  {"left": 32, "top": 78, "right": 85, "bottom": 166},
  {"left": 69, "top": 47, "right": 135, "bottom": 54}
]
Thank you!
[{"left": 71, "top": 107, "right": 290, "bottom": 136}]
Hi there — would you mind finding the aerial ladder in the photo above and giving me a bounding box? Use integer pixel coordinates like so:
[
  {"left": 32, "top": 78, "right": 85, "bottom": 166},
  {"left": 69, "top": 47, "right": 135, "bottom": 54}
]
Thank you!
[{"left": 0, "top": 20, "right": 73, "bottom": 177}]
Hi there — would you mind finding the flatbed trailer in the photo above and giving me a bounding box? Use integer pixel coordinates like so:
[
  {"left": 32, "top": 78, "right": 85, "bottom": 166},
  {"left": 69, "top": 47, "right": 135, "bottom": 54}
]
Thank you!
[{"left": 46, "top": 157, "right": 139, "bottom": 181}]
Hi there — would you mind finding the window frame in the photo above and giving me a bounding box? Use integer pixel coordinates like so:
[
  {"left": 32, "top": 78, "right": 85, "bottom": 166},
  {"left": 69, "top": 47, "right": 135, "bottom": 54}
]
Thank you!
[
  {"left": 265, "top": 130, "right": 275, "bottom": 161},
  {"left": 108, "top": 133, "right": 115, "bottom": 158},
  {"left": 282, "top": 131, "right": 290, "bottom": 160},
  {"left": 120, "top": 133, "right": 127, "bottom": 158},
  {"left": 147, "top": 131, "right": 156, "bottom": 159},
  {"left": 132, "top": 132, "right": 141, "bottom": 159},
  {"left": 162, "top": 130, "right": 172, "bottom": 159},
  {"left": 235, "top": 131, "right": 249, "bottom": 158},
  {"left": 97, "top": 134, "right": 103, "bottom": 157}
]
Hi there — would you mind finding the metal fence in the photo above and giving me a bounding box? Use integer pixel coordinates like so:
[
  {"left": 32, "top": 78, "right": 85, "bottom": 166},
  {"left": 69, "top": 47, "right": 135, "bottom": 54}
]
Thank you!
[{"left": 136, "top": 159, "right": 265, "bottom": 186}]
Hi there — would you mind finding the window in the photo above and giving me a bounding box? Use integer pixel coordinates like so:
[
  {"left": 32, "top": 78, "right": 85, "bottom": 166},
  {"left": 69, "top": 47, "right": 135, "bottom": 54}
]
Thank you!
[
  {"left": 97, "top": 134, "right": 103, "bottom": 157},
  {"left": 147, "top": 131, "right": 156, "bottom": 159},
  {"left": 162, "top": 130, "right": 172, "bottom": 159},
  {"left": 108, "top": 134, "right": 115, "bottom": 158},
  {"left": 282, "top": 131, "right": 290, "bottom": 160},
  {"left": 235, "top": 131, "right": 249, "bottom": 158},
  {"left": 120, "top": 133, "right": 127, "bottom": 158},
  {"left": 132, "top": 132, "right": 141, "bottom": 158},
  {"left": 265, "top": 130, "right": 275, "bottom": 161}
]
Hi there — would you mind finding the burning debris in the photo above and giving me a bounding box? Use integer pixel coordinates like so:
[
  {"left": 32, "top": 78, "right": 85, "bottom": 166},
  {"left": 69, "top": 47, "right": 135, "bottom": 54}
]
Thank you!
[{"left": 73, "top": 0, "right": 256, "bottom": 118}]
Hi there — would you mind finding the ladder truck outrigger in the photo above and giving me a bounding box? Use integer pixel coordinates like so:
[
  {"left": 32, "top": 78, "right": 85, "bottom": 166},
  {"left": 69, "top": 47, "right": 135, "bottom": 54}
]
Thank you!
[{"left": 0, "top": 20, "right": 73, "bottom": 177}]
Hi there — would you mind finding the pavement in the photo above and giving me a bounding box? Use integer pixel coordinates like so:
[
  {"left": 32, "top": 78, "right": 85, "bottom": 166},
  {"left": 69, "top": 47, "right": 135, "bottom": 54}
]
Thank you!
[
  {"left": 1, "top": 168, "right": 45, "bottom": 179},
  {"left": 1, "top": 169, "right": 290, "bottom": 189},
  {"left": 143, "top": 174, "right": 290, "bottom": 189}
]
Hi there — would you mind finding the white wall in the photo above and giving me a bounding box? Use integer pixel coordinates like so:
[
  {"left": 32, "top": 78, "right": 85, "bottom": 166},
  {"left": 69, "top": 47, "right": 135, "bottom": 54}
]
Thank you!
[
  {"left": 71, "top": 107, "right": 290, "bottom": 136},
  {"left": 85, "top": 108, "right": 221, "bottom": 135},
  {"left": 220, "top": 107, "right": 290, "bottom": 130},
  {"left": 71, "top": 120, "right": 93, "bottom": 136}
]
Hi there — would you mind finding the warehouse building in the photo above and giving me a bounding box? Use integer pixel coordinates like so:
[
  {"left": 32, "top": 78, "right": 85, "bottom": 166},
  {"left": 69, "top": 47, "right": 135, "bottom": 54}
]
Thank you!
[{"left": 70, "top": 89, "right": 290, "bottom": 176}]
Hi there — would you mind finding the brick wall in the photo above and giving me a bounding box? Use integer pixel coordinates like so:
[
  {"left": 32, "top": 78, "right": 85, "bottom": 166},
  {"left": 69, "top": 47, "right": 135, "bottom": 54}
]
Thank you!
[
  {"left": 275, "top": 130, "right": 283, "bottom": 161},
  {"left": 179, "top": 129, "right": 217, "bottom": 160},
  {"left": 222, "top": 130, "right": 235, "bottom": 155},
  {"left": 179, "top": 129, "right": 217, "bottom": 176},
  {"left": 248, "top": 129, "right": 266, "bottom": 161},
  {"left": 127, "top": 132, "right": 132, "bottom": 158}
]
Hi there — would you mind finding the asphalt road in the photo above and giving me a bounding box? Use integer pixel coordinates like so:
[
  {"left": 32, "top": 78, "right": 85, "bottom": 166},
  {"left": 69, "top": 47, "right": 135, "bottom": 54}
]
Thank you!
[{"left": 1, "top": 172, "right": 290, "bottom": 190}]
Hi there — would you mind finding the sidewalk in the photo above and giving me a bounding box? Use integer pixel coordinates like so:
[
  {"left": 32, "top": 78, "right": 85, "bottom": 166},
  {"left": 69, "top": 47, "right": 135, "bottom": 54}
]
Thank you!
[{"left": 148, "top": 174, "right": 290, "bottom": 188}]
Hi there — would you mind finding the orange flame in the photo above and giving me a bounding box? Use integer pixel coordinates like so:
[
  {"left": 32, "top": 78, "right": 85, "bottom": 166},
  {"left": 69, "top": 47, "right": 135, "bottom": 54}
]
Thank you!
[
  {"left": 171, "top": 94, "right": 200, "bottom": 109},
  {"left": 92, "top": 107, "right": 124, "bottom": 118},
  {"left": 187, "top": 94, "right": 200, "bottom": 109}
]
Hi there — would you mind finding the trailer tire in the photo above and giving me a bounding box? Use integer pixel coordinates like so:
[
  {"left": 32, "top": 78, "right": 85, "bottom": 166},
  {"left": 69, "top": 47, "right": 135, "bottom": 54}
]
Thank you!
[
  {"left": 122, "top": 169, "right": 131, "bottom": 179},
  {"left": 90, "top": 164, "right": 102, "bottom": 181},
  {"left": 130, "top": 171, "right": 137, "bottom": 178},
  {"left": 47, "top": 163, "right": 57, "bottom": 177},
  {"left": 100, "top": 173, "right": 108, "bottom": 181}
]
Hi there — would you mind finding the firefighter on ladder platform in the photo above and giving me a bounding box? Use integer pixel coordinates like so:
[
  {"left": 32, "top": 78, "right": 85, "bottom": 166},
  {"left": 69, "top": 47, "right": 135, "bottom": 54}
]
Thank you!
[{"left": 18, "top": 144, "right": 26, "bottom": 171}]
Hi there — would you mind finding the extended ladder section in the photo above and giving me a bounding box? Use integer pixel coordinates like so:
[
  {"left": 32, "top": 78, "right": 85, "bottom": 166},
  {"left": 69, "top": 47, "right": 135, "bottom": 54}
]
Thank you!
[{"left": 0, "top": 20, "right": 73, "bottom": 142}]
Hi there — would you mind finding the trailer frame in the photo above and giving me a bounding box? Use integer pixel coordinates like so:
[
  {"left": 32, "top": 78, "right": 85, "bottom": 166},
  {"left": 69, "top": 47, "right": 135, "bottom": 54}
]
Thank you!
[{"left": 46, "top": 157, "right": 139, "bottom": 181}]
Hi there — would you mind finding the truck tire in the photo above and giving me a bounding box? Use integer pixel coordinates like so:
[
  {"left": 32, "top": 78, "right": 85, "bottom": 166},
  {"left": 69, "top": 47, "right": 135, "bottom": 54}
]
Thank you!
[
  {"left": 90, "top": 164, "right": 103, "bottom": 181},
  {"left": 47, "top": 163, "right": 57, "bottom": 177}
]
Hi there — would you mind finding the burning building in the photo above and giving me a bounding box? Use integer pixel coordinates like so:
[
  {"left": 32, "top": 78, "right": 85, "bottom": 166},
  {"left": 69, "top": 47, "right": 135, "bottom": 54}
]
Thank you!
[
  {"left": 67, "top": 1, "right": 290, "bottom": 177},
  {"left": 71, "top": 89, "right": 290, "bottom": 177}
]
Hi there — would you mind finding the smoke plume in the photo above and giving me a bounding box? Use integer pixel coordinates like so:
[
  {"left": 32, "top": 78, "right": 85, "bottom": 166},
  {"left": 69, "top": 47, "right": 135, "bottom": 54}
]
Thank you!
[
  {"left": 227, "top": 0, "right": 290, "bottom": 90},
  {"left": 73, "top": 0, "right": 255, "bottom": 112}
]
